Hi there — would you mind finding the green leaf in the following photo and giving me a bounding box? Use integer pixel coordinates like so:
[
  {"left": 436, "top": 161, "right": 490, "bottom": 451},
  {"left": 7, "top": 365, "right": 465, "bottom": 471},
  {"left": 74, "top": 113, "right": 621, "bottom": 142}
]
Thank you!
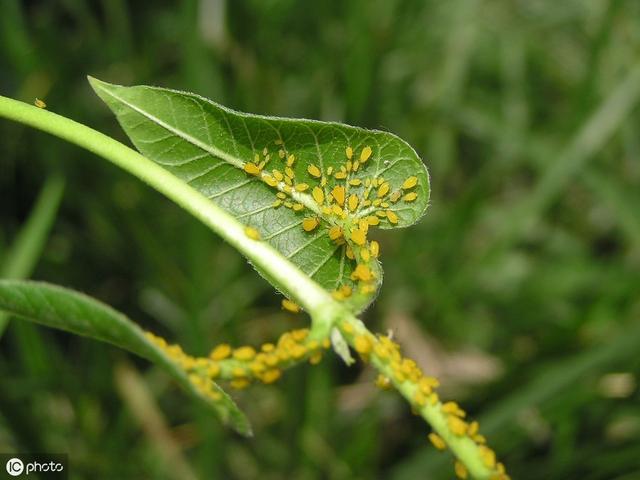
[
  {"left": 0, "top": 280, "right": 252, "bottom": 436},
  {"left": 89, "top": 77, "right": 429, "bottom": 312}
]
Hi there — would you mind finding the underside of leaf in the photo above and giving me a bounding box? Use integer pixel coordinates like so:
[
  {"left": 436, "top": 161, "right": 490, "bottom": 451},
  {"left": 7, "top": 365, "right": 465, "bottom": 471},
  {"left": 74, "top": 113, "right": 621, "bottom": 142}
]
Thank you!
[{"left": 89, "top": 77, "right": 430, "bottom": 312}]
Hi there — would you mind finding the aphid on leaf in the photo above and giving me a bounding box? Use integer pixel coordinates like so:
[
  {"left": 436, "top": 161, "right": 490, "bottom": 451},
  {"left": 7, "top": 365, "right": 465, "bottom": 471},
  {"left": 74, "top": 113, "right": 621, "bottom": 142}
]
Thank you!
[
  {"left": 360, "top": 146, "right": 372, "bottom": 162},
  {"left": 348, "top": 194, "right": 359, "bottom": 212},
  {"left": 244, "top": 163, "right": 261, "bottom": 175},
  {"left": 377, "top": 182, "right": 390, "bottom": 198},
  {"left": 295, "top": 183, "right": 309, "bottom": 192},
  {"left": 331, "top": 185, "right": 345, "bottom": 206},
  {"left": 386, "top": 210, "right": 399, "bottom": 224},
  {"left": 402, "top": 176, "right": 418, "bottom": 189},
  {"left": 312, "top": 186, "right": 325, "bottom": 205},
  {"left": 346, "top": 146, "right": 353, "bottom": 159},
  {"left": 244, "top": 226, "right": 261, "bottom": 240},
  {"left": 307, "top": 164, "right": 322, "bottom": 178},
  {"left": 328, "top": 225, "right": 342, "bottom": 241},
  {"left": 286, "top": 154, "right": 296, "bottom": 167},
  {"left": 34, "top": 98, "right": 47, "bottom": 108},
  {"left": 350, "top": 228, "right": 366, "bottom": 246},
  {"left": 403, "top": 192, "right": 418, "bottom": 202},
  {"left": 302, "top": 217, "right": 319, "bottom": 232}
]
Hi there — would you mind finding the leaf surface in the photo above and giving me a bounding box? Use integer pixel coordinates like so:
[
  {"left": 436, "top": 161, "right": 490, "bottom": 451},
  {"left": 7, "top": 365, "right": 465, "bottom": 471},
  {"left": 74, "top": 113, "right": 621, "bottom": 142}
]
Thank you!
[
  {"left": 0, "top": 280, "right": 252, "bottom": 436},
  {"left": 90, "top": 78, "right": 429, "bottom": 311}
]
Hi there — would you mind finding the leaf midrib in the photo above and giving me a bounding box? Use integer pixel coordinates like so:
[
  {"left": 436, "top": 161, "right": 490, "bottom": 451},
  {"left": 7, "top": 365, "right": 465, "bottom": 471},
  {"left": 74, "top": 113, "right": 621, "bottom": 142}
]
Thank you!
[{"left": 96, "top": 83, "right": 323, "bottom": 216}]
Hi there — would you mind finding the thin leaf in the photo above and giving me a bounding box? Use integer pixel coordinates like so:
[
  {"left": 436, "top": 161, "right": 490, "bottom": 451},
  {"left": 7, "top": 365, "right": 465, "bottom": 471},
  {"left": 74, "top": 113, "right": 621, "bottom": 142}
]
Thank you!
[
  {"left": 0, "top": 280, "right": 252, "bottom": 436},
  {"left": 89, "top": 77, "right": 429, "bottom": 311}
]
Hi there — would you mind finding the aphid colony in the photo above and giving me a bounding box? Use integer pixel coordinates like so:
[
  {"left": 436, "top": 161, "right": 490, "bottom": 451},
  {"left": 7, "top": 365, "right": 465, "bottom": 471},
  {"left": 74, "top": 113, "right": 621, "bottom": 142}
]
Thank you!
[
  {"left": 242, "top": 140, "right": 420, "bottom": 302},
  {"left": 341, "top": 323, "right": 509, "bottom": 480},
  {"left": 145, "top": 328, "right": 330, "bottom": 393}
]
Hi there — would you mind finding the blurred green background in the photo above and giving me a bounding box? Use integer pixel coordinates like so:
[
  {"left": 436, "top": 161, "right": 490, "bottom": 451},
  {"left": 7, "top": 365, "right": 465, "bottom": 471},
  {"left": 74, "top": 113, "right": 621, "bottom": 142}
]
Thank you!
[{"left": 2, "top": 0, "right": 640, "bottom": 479}]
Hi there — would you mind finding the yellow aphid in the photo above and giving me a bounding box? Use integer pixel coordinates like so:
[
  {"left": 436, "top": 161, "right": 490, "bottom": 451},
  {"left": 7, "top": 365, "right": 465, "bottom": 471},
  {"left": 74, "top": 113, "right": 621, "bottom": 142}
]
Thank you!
[
  {"left": 354, "top": 335, "right": 372, "bottom": 355},
  {"left": 479, "top": 445, "right": 496, "bottom": 469},
  {"left": 346, "top": 146, "right": 353, "bottom": 159},
  {"left": 370, "top": 240, "right": 380, "bottom": 257},
  {"left": 302, "top": 217, "right": 319, "bottom": 232},
  {"left": 339, "top": 285, "right": 352, "bottom": 297},
  {"left": 346, "top": 160, "right": 352, "bottom": 172},
  {"left": 312, "top": 186, "right": 325, "bottom": 205},
  {"left": 428, "top": 433, "right": 447, "bottom": 451},
  {"left": 273, "top": 170, "right": 284, "bottom": 181},
  {"left": 346, "top": 246, "right": 355, "bottom": 260},
  {"left": 244, "top": 226, "right": 261, "bottom": 240},
  {"left": 278, "top": 149, "right": 285, "bottom": 158},
  {"left": 390, "top": 190, "right": 402, "bottom": 203},
  {"left": 230, "top": 378, "right": 249, "bottom": 390},
  {"left": 358, "top": 218, "right": 369, "bottom": 233},
  {"left": 403, "top": 192, "right": 418, "bottom": 202},
  {"left": 287, "top": 154, "right": 296, "bottom": 166},
  {"left": 264, "top": 175, "right": 278, "bottom": 187},
  {"left": 454, "top": 461, "right": 468, "bottom": 480},
  {"left": 295, "top": 183, "right": 309, "bottom": 192},
  {"left": 272, "top": 199, "right": 282, "bottom": 207},
  {"left": 307, "top": 164, "right": 322, "bottom": 178},
  {"left": 322, "top": 206, "right": 332, "bottom": 215},
  {"left": 283, "top": 185, "right": 292, "bottom": 193},
  {"left": 350, "top": 228, "right": 366, "bottom": 246},
  {"left": 403, "top": 176, "right": 418, "bottom": 189},
  {"left": 386, "top": 210, "right": 399, "bottom": 224},
  {"left": 334, "top": 171, "right": 347, "bottom": 179},
  {"left": 282, "top": 298, "right": 301, "bottom": 313},
  {"left": 348, "top": 194, "right": 359, "bottom": 212},
  {"left": 328, "top": 225, "right": 343, "bottom": 241},
  {"left": 447, "top": 416, "right": 468, "bottom": 436},
  {"left": 285, "top": 166, "right": 295, "bottom": 179},
  {"left": 360, "top": 146, "right": 372, "bottom": 162},
  {"left": 468, "top": 421, "right": 480, "bottom": 437},
  {"left": 361, "top": 248, "right": 371, "bottom": 261},
  {"left": 349, "top": 179, "right": 362, "bottom": 186},
  {"left": 352, "top": 161, "right": 360, "bottom": 171},
  {"left": 34, "top": 98, "right": 47, "bottom": 108},
  {"left": 232, "top": 366, "right": 247, "bottom": 378},
  {"left": 276, "top": 192, "right": 287, "bottom": 199},
  {"left": 261, "top": 343, "right": 275, "bottom": 352},
  {"left": 367, "top": 216, "right": 380, "bottom": 226},
  {"left": 352, "top": 264, "right": 373, "bottom": 281},
  {"left": 262, "top": 147, "right": 268, "bottom": 156},
  {"left": 331, "top": 185, "right": 346, "bottom": 206},
  {"left": 233, "top": 346, "right": 256, "bottom": 361},
  {"left": 327, "top": 166, "right": 334, "bottom": 175},
  {"left": 320, "top": 177, "right": 328, "bottom": 187},
  {"left": 210, "top": 344, "right": 232, "bottom": 360},
  {"left": 261, "top": 369, "right": 282, "bottom": 384},
  {"left": 244, "top": 163, "right": 261, "bottom": 175},
  {"left": 332, "top": 204, "right": 344, "bottom": 216},
  {"left": 377, "top": 182, "right": 390, "bottom": 198},
  {"left": 292, "top": 203, "right": 304, "bottom": 211},
  {"left": 376, "top": 210, "right": 387, "bottom": 218},
  {"left": 207, "top": 363, "right": 221, "bottom": 378},
  {"left": 375, "top": 374, "right": 392, "bottom": 390}
]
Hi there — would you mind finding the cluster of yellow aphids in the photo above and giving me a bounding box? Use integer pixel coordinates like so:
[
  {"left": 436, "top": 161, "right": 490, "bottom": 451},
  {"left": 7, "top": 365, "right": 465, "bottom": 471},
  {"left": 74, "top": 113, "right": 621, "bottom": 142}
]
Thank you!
[
  {"left": 145, "top": 328, "right": 331, "bottom": 393},
  {"left": 242, "top": 140, "right": 420, "bottom": 303},
  {"left": 339, "top": 324, "right": 510, "bottom": 480}
]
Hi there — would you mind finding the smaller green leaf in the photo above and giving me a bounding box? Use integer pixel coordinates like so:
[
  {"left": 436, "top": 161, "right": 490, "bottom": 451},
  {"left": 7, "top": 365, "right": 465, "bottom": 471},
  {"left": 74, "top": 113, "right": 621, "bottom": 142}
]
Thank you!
[{"left": 0, "top": 280, "right": 252, "bottom": 436}]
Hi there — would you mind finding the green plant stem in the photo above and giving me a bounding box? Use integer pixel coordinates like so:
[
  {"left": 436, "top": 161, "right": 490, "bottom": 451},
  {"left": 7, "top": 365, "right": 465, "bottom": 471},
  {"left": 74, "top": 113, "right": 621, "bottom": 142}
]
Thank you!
[
  {"left": 338, "top": 316, "right": 494, "bottom": 480},
  {"left": 0, "top": 94, "right": 339, "bottom": 336},
  {"left": 0, "top": 94, "right": 496, "bottom": 479}
]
